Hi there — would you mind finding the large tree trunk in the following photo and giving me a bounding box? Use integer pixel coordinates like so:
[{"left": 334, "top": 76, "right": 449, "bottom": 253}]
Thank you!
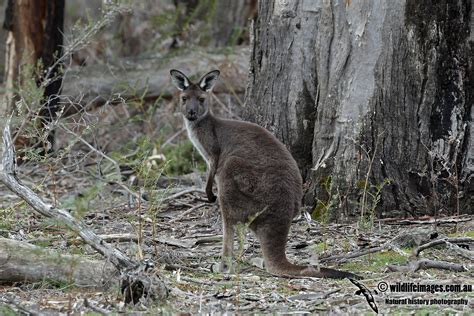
[
  {"left": 3, "top": 0, "right": 64, "bottom": 151},
  {"left": 244, "top": 0, "right": 473, "bottom": 218}
]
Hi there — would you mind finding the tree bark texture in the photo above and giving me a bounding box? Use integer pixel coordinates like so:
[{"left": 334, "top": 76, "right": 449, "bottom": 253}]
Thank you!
[
  {"left": 3, "top": 0, "right": 64, "bottom": 149},
  {"left": 244, "top": 0, "right": 473, "bottom": 217}
]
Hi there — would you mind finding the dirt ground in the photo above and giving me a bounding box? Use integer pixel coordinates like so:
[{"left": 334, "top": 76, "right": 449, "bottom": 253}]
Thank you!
[{"left": 0, "top": 163, "right": 472, "bottom": 315}]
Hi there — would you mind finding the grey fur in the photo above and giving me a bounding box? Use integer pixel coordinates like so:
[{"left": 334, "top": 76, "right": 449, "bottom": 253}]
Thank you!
[{"left": 170, "top": 69, "right": 360, "bottom": 279}]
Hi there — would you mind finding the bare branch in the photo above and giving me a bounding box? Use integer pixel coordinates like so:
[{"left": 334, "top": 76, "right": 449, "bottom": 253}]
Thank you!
[{"left": 413, "top": 237, "right": 474, "bottom": 257}]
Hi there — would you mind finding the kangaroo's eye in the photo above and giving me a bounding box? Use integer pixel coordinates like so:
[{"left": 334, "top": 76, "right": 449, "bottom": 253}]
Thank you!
[
  {"left": 181, "top": 96, "right": 187, "bottom": 102},
  {"left": 198, "top": 97, "right": 205, "bottom": 103}
]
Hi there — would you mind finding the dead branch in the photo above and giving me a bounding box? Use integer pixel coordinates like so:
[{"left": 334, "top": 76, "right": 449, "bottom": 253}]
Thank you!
[
  {"left": 83, "top": 298, "right": 111, "bottom": 314},
  {"left": 0, "top": 238, "right": 117, "bottom": 288},
  {"left": 446, "top": 242, "right": 474, "bottom": 260},
  {"left": 169, "top": 203, "right": 207, "bottom": 223},
  {"left": 387, "top": 259, "right": 468, "bottom": 273},
  {"left": 73, "top": 233, "right": 139, "bottom": 244},
  {"left": 384, "top": 216, "right": 472, "bottom": 225},
  {"left": 413, "top": 237, "right": 474, "bottom": 257},
  {"left": 0, "top": 122, "right": 167, "bottom": 303},
  {"left": 161, "top": 187, "right": 206, "bottom": 203}
]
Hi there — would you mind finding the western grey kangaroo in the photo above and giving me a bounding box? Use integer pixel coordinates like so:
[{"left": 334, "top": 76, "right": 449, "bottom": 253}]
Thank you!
[{"left": 170, "top": 69, "right": 360, "bottom": 279}]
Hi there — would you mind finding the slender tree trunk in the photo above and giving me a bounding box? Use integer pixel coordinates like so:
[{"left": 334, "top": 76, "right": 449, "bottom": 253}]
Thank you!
[
  {"left": 3, "top": 0, "right": 65, "bottom": 151},
  {"left": 244, "top": 0, "right": 473, "bottom": 218}
]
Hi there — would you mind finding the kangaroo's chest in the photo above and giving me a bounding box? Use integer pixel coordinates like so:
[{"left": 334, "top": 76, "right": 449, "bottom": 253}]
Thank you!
[{"left": 185, "top": 120, "right": 210, "bottom": 165}]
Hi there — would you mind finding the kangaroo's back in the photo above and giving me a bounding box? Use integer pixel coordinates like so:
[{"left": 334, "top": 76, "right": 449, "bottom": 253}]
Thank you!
[{"left": 213, "top": 118, "right": 303, "bottom": 219}]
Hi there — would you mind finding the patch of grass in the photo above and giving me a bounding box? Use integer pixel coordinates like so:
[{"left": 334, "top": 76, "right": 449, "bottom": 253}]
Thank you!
[
  {"left": 162, "top": 141, "right": 206, "bottom": 175},
  {"left": 59, "top": 182, "right": 104, "bottom": 218},
  {"left": 44, "top": 279, "right": 75, "bottom": 290},
  {"left": 0, "top": 207, "right": 15, "bottom": 230},
  {"left": 0, "top": 306, "right": 17, "bottom": 316},
  {"left": 448, "top": 230, "right": 474, "bottom": 238},
  {"left": 312, "top": 242, "right": 328, "bottom": 255},
  {"left": 312, "top": 176, "right": 338, "bottom": 224},
  {"left": 341, "top": 250, "right": 406, "bottom": 273},
  {"left": 31, "top": 240, "right": 52, "bottom": 248}
]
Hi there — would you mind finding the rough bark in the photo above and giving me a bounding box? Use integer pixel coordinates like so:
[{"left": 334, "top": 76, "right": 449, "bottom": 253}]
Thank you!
[
  {"left": 2, "top": 0, "right": 64, "bottom": 150},
  {"left": 244, "top": 0, "right": 473, "bottom": 218},
  {"left": 0, "top": 238, "right": 118, "bottom": 288}
]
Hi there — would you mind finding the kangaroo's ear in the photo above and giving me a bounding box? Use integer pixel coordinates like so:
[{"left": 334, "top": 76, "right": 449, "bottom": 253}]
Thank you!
[
  {"left": 198, "top": 70, "right": 220, "bottom": 92},
  {"left": 170, "top": 69, "right": 191, "bottom": 91}
]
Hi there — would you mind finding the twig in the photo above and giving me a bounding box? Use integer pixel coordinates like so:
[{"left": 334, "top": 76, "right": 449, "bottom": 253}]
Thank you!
[
  {"left": 385, "top": 216, "right": 472, "bottom": 225},
  {"left": 161, "top": 187, "right": 206, "bottom": 202},
  {"left": 360, "top": 131, "right": 383, "bottom": 221},
  {"left": 84, "top": 298, "right": 110, "bottom": 315},
  {"left": 73, "top": 233, "right": 139, "bottom": 243},
  {"left": 413, "top": 237, "right": 474, "bottom": 257},
  {"left": 169, "top": 203, "right": 207, "bottom": 223},
  {"left": 161, "top": 128, "right": 185, "bottom": 148},
  {"left": 387, "top": 259, "right": 468, "bottom": 273}
]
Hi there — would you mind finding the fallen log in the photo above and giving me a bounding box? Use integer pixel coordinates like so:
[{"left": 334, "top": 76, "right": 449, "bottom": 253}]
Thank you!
[
  {"left": 61, "top": 47, "right": 250, "bottom": 114},
  {"left": 0, "top": 122, "right": 167, "bottom": 304},
  {"left": 0, "top": 238, "right": 117, "bottom": 288}
]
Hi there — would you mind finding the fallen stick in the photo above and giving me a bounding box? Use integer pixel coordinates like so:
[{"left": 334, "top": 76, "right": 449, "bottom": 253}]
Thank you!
[
  {"left": 413, "top": 237, "right": 473, "bottom": 257},
  {"left": 169, "top": 203, "right": 207, "bottom": 223},
  {"left": 75, "top": 233, "right": 139, "bottom": 243},
  {"left": 161, "top": 187, "right": 206, "bottom": 203},
  {"left": 387, "top": 259, "right": 468, "bottom": 273},
  {"left": 385, "top": 217, "right": 472, "bottom": 225},
  {"left": 0, "top": 122, "right": 167, "bottom": 304},
  {"left": 446, "top": 242, "right": 474, "bottom": 260},
  {"left": 83, "top": 298, "right": 111, "bottom": 314}
]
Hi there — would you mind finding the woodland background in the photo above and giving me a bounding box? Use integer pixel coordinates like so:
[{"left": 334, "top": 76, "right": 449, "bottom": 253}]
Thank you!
[{"left": 0, "top": 0, "right": 472, "bottom": 314}]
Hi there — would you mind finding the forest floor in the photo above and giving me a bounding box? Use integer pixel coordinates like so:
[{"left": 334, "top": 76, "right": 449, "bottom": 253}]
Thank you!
[{"left": 0, "top": 165, "right": 472, "bottom": 315}]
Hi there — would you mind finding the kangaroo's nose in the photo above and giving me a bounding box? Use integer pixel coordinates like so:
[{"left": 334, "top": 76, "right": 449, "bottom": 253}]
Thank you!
[{"left": 188, "top": 109, "right": 196, "bottom": 116}]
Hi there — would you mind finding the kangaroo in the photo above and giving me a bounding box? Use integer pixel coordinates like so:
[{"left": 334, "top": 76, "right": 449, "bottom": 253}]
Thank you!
[{"left": 170, "top": 69, "right": 360, "bottom": 279}]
